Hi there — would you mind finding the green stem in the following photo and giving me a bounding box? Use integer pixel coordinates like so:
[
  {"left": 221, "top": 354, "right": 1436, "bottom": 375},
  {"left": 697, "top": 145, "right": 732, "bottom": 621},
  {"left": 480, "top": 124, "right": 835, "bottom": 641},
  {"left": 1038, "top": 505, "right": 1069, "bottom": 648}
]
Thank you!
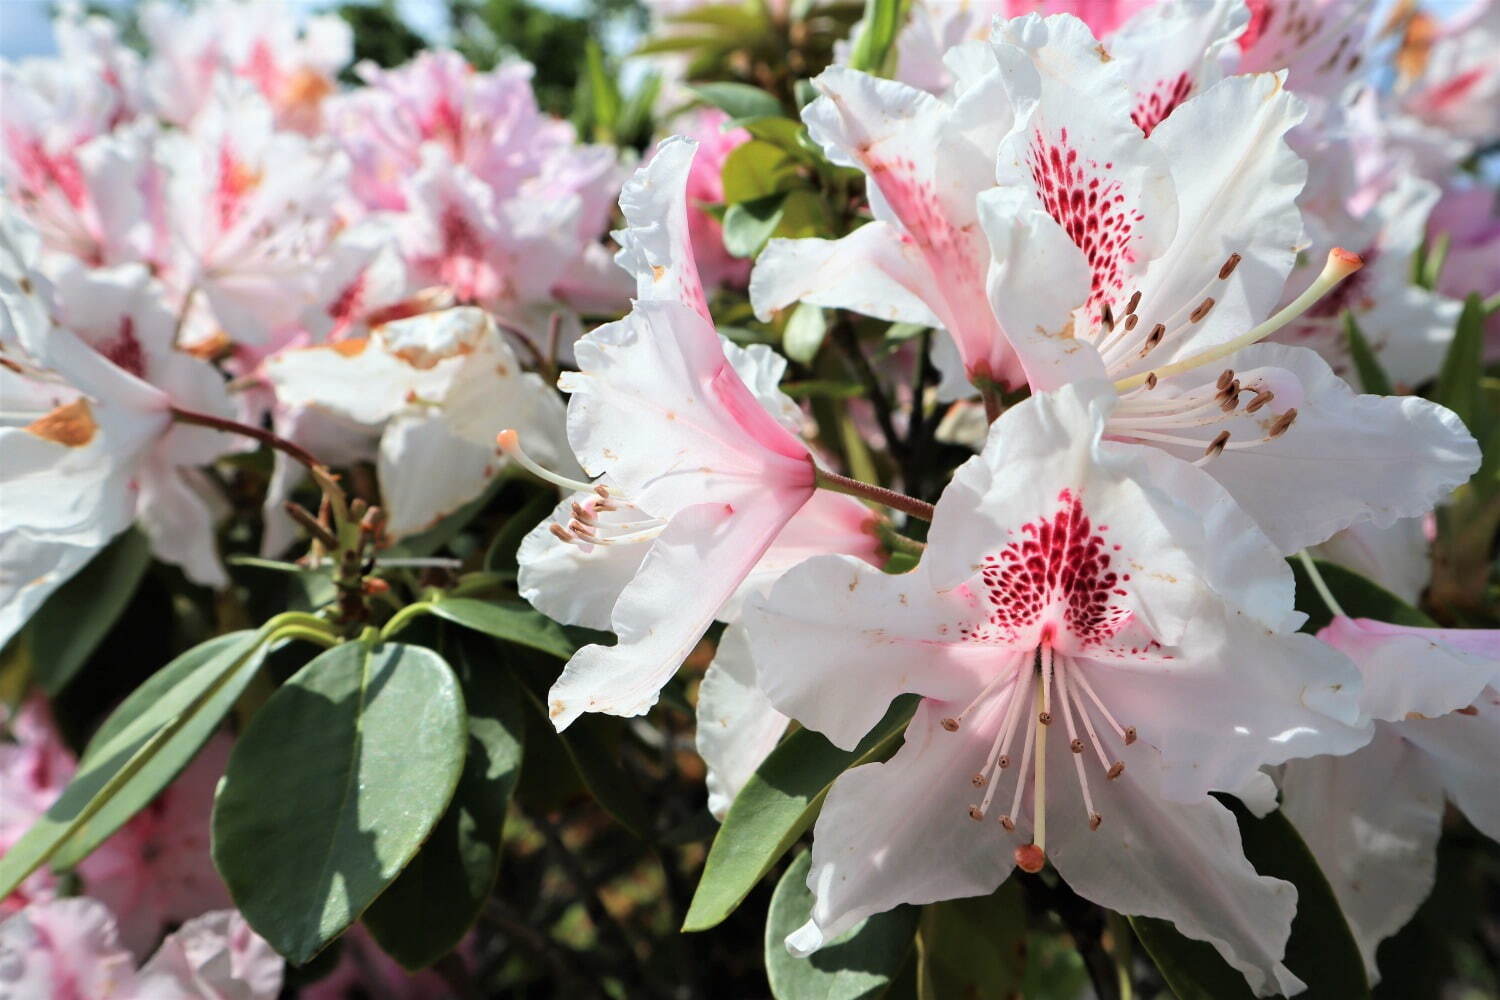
[
  {"left": 1296, "top": 550, "right": 1349, "bottom": 619},
  {"left": 814, "top": 467, "right": 936, "bottom": 522},
  {"left": 380, "top": 601, "right": 435, "bottom": 641},
  {"left": 266, "top": 625, "right": 338, "bottom": 649},
  {"left": 873, "top": 520, "right": 926, "bottom": 558}
]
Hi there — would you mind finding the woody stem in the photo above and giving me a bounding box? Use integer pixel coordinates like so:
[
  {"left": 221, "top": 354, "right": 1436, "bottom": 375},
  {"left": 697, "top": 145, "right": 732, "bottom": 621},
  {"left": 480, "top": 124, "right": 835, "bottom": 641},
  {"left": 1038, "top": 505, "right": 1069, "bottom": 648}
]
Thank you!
[
  {"left": 815, "top": 467, "right": 936, "bottom": 522},
  {"left": 169, "top": 405, "right": 325, "bottom": 475}
]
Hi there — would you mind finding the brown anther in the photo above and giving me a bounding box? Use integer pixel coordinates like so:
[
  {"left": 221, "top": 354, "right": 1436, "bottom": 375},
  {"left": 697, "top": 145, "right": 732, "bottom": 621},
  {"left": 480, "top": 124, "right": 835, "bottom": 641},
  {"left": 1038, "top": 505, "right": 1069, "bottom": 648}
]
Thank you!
[
  {"left": 548, "top": 523, "right": 575, "bottom": 543},
  {"left": 1088, "top": 813, "right": 1103, "bottom": 831},
  {"left": 998, "top": 754, "right": 1011, "bottom": 769},
  {"left": 1015, "top": 844, "right": 1046, "bottom": 873},
  {"left": 593, "top": 484, "right": 611, "bottom": 499},
  {"left": 1144, "top": 372, "right": 1159, "bottom": 390},
  {"left": 1125, "top": 290, "right": 1141, "bottom": 315},
  {"left": 1216, "top": 368, "right": 1236, "bottom": 390},
  {"left": 1141, "top": 324, "right": 1166, "bottom": 354},
  {"left": 972, "top": 773, "right": 988, "bottom": 787},
  {"left": 1101, "top": 303, "right": 1115, "bottom": 331},
  {"left": 571, "top": 500, "right": 596, "bottom": 525},
  {"left": 1107, "top": 761, "right": 1125, "bottom": 780},
  {"left": 968, "top": 806, "right": 985, "bottom": 821},
  {"left": 1191, "top": 297, "right": 1216, "bottom": 323},
  {"left": 1069, "top": 739, "right": 1084, "bottom": 754},
  {"left": 1038, "top": 711, "right": 1052, "bottom": 725},
  {"left": 1000, "top": 816, "right": 1016, "bottom": 831},
  {"left": 1269, "top": 408, "right": 1298, "bottom": 437},
  {"left": 1218, "top": 253, "right": 1242, "bottom": 280},
  {"left": 1123, "top": 726, "right": 1137, "bottom": 745},
  {"left": 1245, "top": 389, "right": 1275, "bottom": 413},
  {"left": 1455, "top": 705, "right": 1479, "bottom": 716},
  {"left": 1124, "top": 313, "right": 1139, "bottom": 331},
  {"left": 1218, "top": 382, "right": 1241, "bottom": 412},
  {"left": 1204, "top": 430, "right": 1230, "bottom": 458},
  {"left": 940, "top": 717, "right": 960, "bottom": 732},
  {"left": 568, "top": 519, "right": 597, "bottom": 541}
]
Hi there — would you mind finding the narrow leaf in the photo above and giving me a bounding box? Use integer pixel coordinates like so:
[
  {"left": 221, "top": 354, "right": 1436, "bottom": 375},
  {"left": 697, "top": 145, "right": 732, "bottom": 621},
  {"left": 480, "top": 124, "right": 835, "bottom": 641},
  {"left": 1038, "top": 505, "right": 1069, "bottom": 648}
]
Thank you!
[
  {"left": 847, "top": 0, "right": 906, "bottom": 75},
  {"left": 683, "top": 696, "right": 916, "bottom": 932},
  {"left": 1433, "top": 294, "right": 1487, "bottom": 432},
  {"left": 431, "top": 598, "right": 579, "bottom": 660},
  {"left": 1289, "top": 558, "right": 1437, "bottom": 634},
  {"left": 1342, "top": 312, "right": 1392, "bottom": 396}
]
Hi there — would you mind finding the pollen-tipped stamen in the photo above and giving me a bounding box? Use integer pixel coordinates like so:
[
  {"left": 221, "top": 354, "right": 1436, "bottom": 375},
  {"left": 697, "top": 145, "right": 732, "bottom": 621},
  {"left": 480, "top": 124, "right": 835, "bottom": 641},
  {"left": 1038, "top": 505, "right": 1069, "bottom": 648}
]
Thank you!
[{"left": 497, "top": 429, "right": 609, "bottom": 497}]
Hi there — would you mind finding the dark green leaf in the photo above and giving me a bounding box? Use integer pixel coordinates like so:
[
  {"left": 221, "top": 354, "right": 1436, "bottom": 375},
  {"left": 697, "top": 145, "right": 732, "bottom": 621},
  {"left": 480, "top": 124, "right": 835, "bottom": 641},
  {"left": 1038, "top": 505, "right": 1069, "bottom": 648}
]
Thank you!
[
  {"left": 17, "top": 529, "right": 150, "bottom": 695},
  {"left": 1343, "top": 312, "right": 1392, "bottom": 396},
  {"left": 431, "top": 598, "right": 579, "bottom": 659},
  {"left": 1132, "top": 801, "right": 1369, "bottom": 1000},
  {"left": 483, "top": 489, "right": 557, "bottom": 573},
  {"left": 213, "top": 641, "right": 467, "bottom": 964},
  {"left": 847, "top": 0, "right": 906, "bottom": 75},
  {"left": 723, "top": 192, "right": 790, "bottom": 258},
  {"left": 1290, "top": 558, "right": 1437, "bottom": 634},
  {"left": 0, "top": 631, "right": 269, "bottom": 895},
  {"left": 916, "top": 885, "right": 1027, "bottom": 998},
  {"left": 683, "top": 696, "right": 917, "bottom": 932},
  {"left": 766, "top": 849, "right": 920, "bottom": 999},
  {"left": 691, "top": 82, "right": 783, "bottom": 123},
  {"left": 1434, "top": 295, "right": 1488, "bottom": 433},
  {"left": 363, "top": 633, "right": 525, "bottom": 968}
]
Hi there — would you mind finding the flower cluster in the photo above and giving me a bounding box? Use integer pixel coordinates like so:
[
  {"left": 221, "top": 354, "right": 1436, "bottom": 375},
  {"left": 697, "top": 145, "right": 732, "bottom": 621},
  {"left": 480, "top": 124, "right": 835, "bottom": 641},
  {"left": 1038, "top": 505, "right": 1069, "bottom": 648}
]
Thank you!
[{"left": 1, "top": 0, "right": 1497, "bottom": 996}]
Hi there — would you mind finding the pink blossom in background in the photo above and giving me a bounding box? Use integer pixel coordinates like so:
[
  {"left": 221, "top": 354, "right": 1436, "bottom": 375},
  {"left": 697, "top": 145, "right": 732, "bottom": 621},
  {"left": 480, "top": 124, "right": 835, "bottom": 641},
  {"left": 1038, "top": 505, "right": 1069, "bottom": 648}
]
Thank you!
[
  {"left": 302, "top": 924, "right": 464, "bottom": 1000},
  {"left": 671, "top": 108, "right": 752, "bottom": 291},
  {"left": 1427, "top": 180, "right": 1500, "bottom": 355}
]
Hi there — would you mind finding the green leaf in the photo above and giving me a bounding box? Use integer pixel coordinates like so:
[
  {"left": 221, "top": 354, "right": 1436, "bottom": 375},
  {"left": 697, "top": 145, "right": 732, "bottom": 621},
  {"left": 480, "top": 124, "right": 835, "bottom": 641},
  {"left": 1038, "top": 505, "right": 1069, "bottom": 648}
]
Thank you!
[
  {"left": 670, "top": 4, "right": 770, "bottom": 33},
  {"left": 723, "top": 191, "right": 790, "bottom": 258},
  {"left": 691, "top": 82, "right": 783, "bottom": 123},
  {"left": 213, "top": 641, "right": 467, "bottom": 964},
  {"left": 784, "top": 302, "right": 828, "bottom": 365},
  {"left": 683, "top": 696, "right": 917, "bottom": 932},
  {"left": 1343, "top": 312, "right": 1392, "bottom": 396},
  {"left": 430, "top": 598, "right": 579, "bottom": 660},
  {"left": 583, "top": 40, "right": 621, "bottom": 141},
  {"left": 1290, "top": 558, "right": 1437, "bottom": 634},
  {"left": 14, "top": 529, "right": 151, "bottom": 695},
  {"left": 775, "top": 189, "right": 835, "bottom": 241},
  {"left": 1132, "top": 801, "right": 1369, "bottom": 1000},
  {"left": 1434, "top": 294, "right": 1488, "bottom": 433},
  {"left": 847, "top": 0, "right": 906, "bottom": 75},
  {"left": 916, "top": 885, "right": 1027, "bottom": 999},
  {"left": 721, "top": 140, "right": 800, "bottom": 204},
  {"left": 483, "top": 489, "right": 557, "bottom": 573},
  {"left": 766, "top": 849, "right": 920, "bottom": 999},
  {"left": 363, "top": 633, "right": 525, "bottom": 968},
  {"left": 0, "top": 631, "right": 269, "bottom": 895}
]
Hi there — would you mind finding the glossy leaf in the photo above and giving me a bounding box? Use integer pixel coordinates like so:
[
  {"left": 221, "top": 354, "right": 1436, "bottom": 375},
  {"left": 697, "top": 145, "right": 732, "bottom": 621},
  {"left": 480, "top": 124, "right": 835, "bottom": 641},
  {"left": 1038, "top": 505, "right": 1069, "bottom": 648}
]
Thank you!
[
  {"left": 724, "top": 192, "right": 789, "bottom": 258},
  {"left": 847, "top": 0, "right": 905, "bottom": 75},
  {"left": 766, "top": 849, "right": 920, "bottom": 1000},
  {"left": 691, "top": 82, "right": 783, "bottom": 123},
  {"left": 683, "top": 696, "right": 916, "bottom": 932},
  {"left": 1132, "top": 801, "right": 1369, "bottom": 1000},
  {"left": 0, "top": 630, "right": 268, "bottom": 895},
  {"left": 19, "top": 528, "right": 151, "bottom": 696},
  {"left": 1343, "top": 312, "right": 1392, "bottom": 396},
  {"left": 916, "top": 885, "right": 1027, "bottom": 999},
  {"left": 1433, "top": 294, "right": 1487, "bottom": 434},
  {"left": 431, "top": 597, "right": 579, "bottom": 660},
  {"left": 1290, "top": 558, "right": 1437, "bottom": 633},
  {"left": 722, "top": 140, "right": 800, "bottom": 204},
  {"left": 363, "top": 632, "right": 525, "bottom": 968},
  {"left": 213, "top": 641, "right": 467, "bottom": 964}
]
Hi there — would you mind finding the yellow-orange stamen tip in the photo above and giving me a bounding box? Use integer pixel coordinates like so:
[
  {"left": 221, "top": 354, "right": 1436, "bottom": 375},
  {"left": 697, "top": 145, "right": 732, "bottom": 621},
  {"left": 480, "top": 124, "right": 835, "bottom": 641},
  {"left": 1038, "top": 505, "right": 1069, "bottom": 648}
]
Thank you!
[
  {"left": 1015, "top": 844, "right": 1046, "bottom": 873},
  {"left": 496, "top": 428, "right": 519, "bottom": 451},
  {"left": 1329, "top": 247, "right": 1364, "bottom": 274}
]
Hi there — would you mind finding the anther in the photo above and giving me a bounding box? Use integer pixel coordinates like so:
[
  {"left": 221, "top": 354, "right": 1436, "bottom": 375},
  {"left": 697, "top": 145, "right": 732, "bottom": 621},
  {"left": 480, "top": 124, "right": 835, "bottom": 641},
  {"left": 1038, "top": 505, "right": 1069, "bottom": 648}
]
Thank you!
[
  {"left": 1101, "top": 303, "right": 1115, "bottom": 331},
  {"left": 1190, "top": 298, "right": 1216, "bottom": 323},
  {"left": 1204, "top": 430, "right": 1230, "bottom": 458},
  {"left": 1216, "top": 369, "right": 1235, "bottom": 390},
  {"left": 1218, "top": 383, "right": 1241, "bottom": 412},
  {"left": 498, "top": 429, "right": 604, "bottom": 496},
  {"left": 1088, "top": 813, "right": 1102, "bottom": 831},
  {"left": 571, "top": 501, "right": 596, "bottom": 525},
  {"left": 568, "top": 519, "right": 595, "bottom": 540},
  {"left": 1269, "top": 409, "right": 1298, "bottom": 437},
  {"left": 1014, "top": 844, "right": 1046, "bottom": 873},
  {"left": 1069, "top": 739, "right": 1084, "bottom": 754},
  {"left": 594, "top": 483, "right": 611, "bottom": 499},
  {"left": 1456, "top": 705, "right": 1479, "bottom": 716},
  {"left": 1000, "top": 816, "right": 1016, "bottom": 831},
  {"left": 1124, "top": 313, "right": 1139, "bottom": 332},
  {"left": 940, "top": 717, "right": 960, "bottom": 732},
  {"left": 1125, "top": 290, "right": 1141, "bottom": 315},
  {"left": 1144, "top": 372, "right": 1158, "bottom": 390},
  {"left": 1218, "top": 253, "right": 1241, "bottom": 280},
  {"left": 1245, "top": 389, "right": 1274, "bottom": 413},
  {"left": 1107, "top": 761, "right": 1125, "bottom": 779},
  {"left": 968, "top": 806, "right": 985, "bottom": 821},
  {"left": 1141, "top": 324, "right": 1166, "bottom": 354},
  {"left": 972, "top": 773, "right": 988, "bottom": 787},
  {"left": 1038, "top": 711, "right": 1052, "bottom": 725},
  {"left": 997, "top": 754, "right": 1011, "bottom": 769},
  {"left": 548, "top": 523, "right": 575, "bottom": 543},
  {"left": 1123, "top": 727, "right": 1137, "bottom": 745}
]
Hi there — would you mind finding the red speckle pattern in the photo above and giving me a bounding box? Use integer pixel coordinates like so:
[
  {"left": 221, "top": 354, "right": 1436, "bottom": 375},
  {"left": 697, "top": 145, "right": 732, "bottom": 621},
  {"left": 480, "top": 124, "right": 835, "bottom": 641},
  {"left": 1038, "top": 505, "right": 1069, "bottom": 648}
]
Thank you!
[
  {"left": 214, "top": 145, "right": 259, "bottom": 231},
  {"left": 326, "top": 272, "right": 367, "bottom": 339},
  {"left": 1027, "top": 128, "right": 1143, "bottom": 313},
  {"left": 1132, "top": 74, "right": 1194, "bottom": 137},
  {"left": 97, "top": 317, "right": 146, "bottom": 379},
  {"left": 963, "top": 490, "right": 1131, "bottom": 646}
]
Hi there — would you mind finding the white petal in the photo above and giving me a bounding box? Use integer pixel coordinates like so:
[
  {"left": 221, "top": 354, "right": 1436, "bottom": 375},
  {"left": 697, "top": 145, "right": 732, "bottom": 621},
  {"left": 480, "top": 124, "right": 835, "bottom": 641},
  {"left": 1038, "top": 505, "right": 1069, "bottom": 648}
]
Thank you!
[
  {"left": 0, "top": 535, "right": 96, "bottom": 648},
  {"left": 1399, "top": 691, "right": 1500, "bottom": 841},
  {"left": 135, "top": 457, "right": 228, "bottom": 588},
  {"left": 1108, "top": 0, "right": 1248, "bottom": 136},
  {"left": 1281, "top": 727, "right": 1445, "bottom": 981},
  {"left": 377, "top": 415, "right": 498, "bottom": 538},
  {"left": 791, "top": 701, "right": 1017, "bottom": 954},
  {"left": 1319, "top": 618, "right": 1500, "bottom": 724},
  {"left": 697, "top": 622, "right": 789, "bottom": 820},
  {"left": 749, "top": 223, "right": 942, "bottom": 329},
  {"left": 612, "top": 136, "right": 709, "bottom": 319},
  {"left": 516, "top": 494, "right": 651, "bottom": 631},
  {"left": 139, "top": 909, "right": 283, "bottom": 1000},
  {"left": 1312, "top": 517, "right": 1431, "bottom": 607}
]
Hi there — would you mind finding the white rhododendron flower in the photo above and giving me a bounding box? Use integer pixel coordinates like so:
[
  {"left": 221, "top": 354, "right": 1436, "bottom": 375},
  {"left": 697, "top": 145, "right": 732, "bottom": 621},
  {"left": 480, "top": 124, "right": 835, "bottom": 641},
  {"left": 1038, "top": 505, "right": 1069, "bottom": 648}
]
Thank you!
[
  {"left": 1284, "top": 619, "right": 1500, "bottom": 980},
  {"left": 745, "top": 382, "right": 1369, "bottom": 994}
]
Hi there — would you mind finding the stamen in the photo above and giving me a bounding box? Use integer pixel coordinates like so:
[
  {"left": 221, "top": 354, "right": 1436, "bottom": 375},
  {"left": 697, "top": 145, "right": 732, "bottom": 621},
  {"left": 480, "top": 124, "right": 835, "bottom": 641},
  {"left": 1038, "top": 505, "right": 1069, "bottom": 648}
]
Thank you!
[
  {"left": 549, "top": 523, "right": 575, "bottom": 543},
  {"left": 1002, "top": 690, "right": 1039, "bottom": 833},
  {"left": 1015, "top": 843, "right": 1045, "bottom": 873},
  {"left": 1101, "top": 303, "right": 1115, "bottom": 333},
  {"left": 1020, "top": 681, "right": 1048, "bottom": 873},
  {"left": 1190, "top": 297, "right": 1216, "bottom": 323},
  {"left": 1039, "top": 643, "right": 1054, "bottom": 726},
  {"left": 1068, "top": 667, "right": 1137, "bottom": 749},
  {"left": 1268, "top": 409, "right": 1297, "bottom": 437},
  {"left": 1124, "top": 313, "right": 1139, "bottom": 332},
  {"left": 1216, "top": 369, "right": 1235, "bottom": 391},
  {"left": 1144, "top": 372, "right": 1158, "bottom": 390},
  {"left": 1115, "top": 248, "right": 1363, "bottom": 391},
  {"left": 941, "top": 662, "right": 1019, "bottom": 732},
  {"left": 1140, "top": 324, "right": 1166, "bottom": 355},
  {"left": 1125, "top": 290, "right": 1141, "bottom": 315},
  {"left": 498, "top": 429, "right": 603, "bottom": 496},
  {"left": 1218, "top": 253, "right": 1241, "bottom": 280},
  {"left": 1055, "top": 657, "right": 1099, "bottom": 828},
  {"left": 1245, "top": 389, "right": 1274, "bottom": 413},
  {"left": 571, "top": 501, "right": 596, "bottom": 525},
  {"left": 1204, "top": 430, "right": 1230, "bottom": 458}
]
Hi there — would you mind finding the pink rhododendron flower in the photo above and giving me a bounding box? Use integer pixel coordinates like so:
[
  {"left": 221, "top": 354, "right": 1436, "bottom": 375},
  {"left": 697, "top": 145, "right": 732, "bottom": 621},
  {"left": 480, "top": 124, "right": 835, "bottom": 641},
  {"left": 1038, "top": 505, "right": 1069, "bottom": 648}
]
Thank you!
[
  {"left": 745, "top": 381, "right": 1368, "bottom": 995},
  {"left": 1282, "top": 618, "right": 1500, "bottom": 980},
  {"left": 1396, "top": 0, "right": 1500, "bottom": 147}
]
